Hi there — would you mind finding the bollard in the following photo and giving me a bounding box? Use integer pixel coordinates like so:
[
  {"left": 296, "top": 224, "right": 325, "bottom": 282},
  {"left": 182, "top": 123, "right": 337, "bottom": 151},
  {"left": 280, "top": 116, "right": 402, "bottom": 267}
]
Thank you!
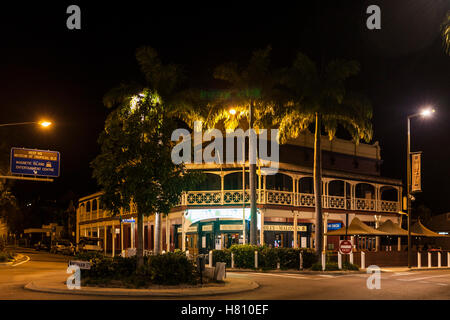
[
  {"left": 299, "top": 252, "right": 303, "bottom": 270},
  {"left": 448, "top": 252, "right": 450, "bottom": 268},
  {"left": 350, "top": 251, "right": 354, "bottom": 264},
  {"left": 209, "top": 250, "right": 213, "bottom": 268},
  {"left": 438, "top": 252, "right": 442, "bottom": 268},
  {"left": 231, "top": 252, "right": 235, "bottom": 269},
  {"left": 254, "top": 250, "right": 258, "bottom": 269},
  {"left": 338, "top": 252, "right": 342, "bottom": 270},
  {"left": 361, "top": 251, "right": 366, "bottom": 269},
  {"left": 321, "top": 252, "right": 326, "bottom": 271},
  {"left": 277, "top": 262, "right": 280, "bottom": 269},
  {"left": 428, "top": 252, "right": 432, "bottom": 268},
  {"left": 417, "top": 252, "right": 421, "bottom": 268}
]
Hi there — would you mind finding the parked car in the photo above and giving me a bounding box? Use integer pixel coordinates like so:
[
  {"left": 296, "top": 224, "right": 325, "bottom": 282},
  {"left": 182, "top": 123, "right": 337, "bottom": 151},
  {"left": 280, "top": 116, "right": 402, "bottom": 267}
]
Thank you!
[
  {"left": 77, "top": 237, "right": 103, "bottom": 253},
  {"left": 50, "top": 240, "right": 75, "bottom": 255},
  {"left": 34, "top": 241, "right": 50, "bottom": 251}
]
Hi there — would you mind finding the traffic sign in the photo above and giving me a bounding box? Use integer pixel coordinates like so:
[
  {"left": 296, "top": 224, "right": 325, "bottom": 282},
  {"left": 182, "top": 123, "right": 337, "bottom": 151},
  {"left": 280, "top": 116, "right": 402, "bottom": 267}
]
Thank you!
[
  {"left": 10, "top": 148, "right": 60, "bottom": 177},
  {"left": 339, "top": 240, "right": 353, "bottom": 254}
]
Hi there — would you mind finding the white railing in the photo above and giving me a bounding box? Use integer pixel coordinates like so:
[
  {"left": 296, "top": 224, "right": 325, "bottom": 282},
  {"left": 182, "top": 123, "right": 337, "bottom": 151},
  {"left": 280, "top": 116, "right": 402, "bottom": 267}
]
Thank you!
[
  {"left": 79, "top": 191, "right": 400, "bottom": 224},
  {"left": 178, "top": 190, "right": 399, "bottom": 213}
]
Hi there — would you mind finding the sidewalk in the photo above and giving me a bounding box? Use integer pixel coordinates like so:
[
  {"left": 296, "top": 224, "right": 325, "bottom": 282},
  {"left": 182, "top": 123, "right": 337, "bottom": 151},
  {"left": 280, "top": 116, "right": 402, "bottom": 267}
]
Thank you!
[
  {"left": 379, "top": 266, "right": 450, "bottom": 273},
  {"left": 25, "top": 276, "right": 259, "bottom": 297}
]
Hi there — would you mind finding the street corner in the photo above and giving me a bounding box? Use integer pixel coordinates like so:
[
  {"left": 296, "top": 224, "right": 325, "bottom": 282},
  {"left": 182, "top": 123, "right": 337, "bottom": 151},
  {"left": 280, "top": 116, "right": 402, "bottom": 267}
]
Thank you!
[{"left": 24, "top": 277, "right": 260, "bottom": 297}]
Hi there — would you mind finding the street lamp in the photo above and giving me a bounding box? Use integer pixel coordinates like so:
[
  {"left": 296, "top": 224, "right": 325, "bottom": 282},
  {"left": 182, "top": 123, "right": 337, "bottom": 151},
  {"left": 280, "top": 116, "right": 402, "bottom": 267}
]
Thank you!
[
  {"left": 0, "top": 121, "right": 52, "bottom": 128},
  {"left": 407, "top": 107, "right": 434, "bottom": 268}
]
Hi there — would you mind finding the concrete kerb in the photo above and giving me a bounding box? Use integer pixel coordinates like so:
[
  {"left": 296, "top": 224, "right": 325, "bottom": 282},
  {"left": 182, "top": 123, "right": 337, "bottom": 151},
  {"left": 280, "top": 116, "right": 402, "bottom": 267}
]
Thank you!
[
  {"left": 227, "top": 268, "right": 365, "bottom": 275},
  {"left": 0, "top": 253, "right": 24, "bottom": 266},
  {"left": 24, "top": 277, "right": 259, "bottom": 297}
]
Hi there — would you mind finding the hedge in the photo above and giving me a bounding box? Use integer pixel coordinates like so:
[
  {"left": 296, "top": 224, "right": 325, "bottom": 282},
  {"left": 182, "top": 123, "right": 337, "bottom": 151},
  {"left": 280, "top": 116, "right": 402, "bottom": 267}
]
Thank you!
[
  {"left": 215, "top": 245, "right": 318, "bottom": 270},
  {"left": 80, "top": 251, "right": 197, "bottom": 287}
]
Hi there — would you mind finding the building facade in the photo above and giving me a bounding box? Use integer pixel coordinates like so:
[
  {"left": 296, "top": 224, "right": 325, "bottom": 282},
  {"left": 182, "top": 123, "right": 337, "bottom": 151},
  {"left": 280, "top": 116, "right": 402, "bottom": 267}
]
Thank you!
[{"left": 76, "top": 132, "right": 403, "bottom": 256}]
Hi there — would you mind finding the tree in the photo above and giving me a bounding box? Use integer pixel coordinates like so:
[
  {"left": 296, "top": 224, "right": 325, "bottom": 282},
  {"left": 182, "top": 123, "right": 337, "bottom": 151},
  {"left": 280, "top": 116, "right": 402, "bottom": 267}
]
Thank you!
[
  {"left": 276, "top": 53, "right": 373, "bottom": 255},
  {"left": 92, "top": 47, "right": 202, "bottom": 269},
  {"left": 442, "top": 11, "right": 450, "bottom": 55},
  {"left": 205, "top": 46, "right": 283, "bottom": 245}
]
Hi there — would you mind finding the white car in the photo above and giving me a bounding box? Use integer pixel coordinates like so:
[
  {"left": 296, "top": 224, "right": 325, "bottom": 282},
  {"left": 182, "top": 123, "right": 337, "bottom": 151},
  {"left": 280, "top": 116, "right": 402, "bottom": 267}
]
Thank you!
[{"left": 77, "top": 238, "right": 103, "bottom": 253}]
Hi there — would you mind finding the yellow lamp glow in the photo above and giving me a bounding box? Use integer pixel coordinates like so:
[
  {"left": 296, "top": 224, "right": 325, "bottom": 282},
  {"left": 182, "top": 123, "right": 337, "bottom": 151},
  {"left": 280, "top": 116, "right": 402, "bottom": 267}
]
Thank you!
[
  {"left": 229, "top": 109, "right": 236, "bottom": 115},
  {"left": 39, "top": 121, "right": 52, "bottom": 127}
]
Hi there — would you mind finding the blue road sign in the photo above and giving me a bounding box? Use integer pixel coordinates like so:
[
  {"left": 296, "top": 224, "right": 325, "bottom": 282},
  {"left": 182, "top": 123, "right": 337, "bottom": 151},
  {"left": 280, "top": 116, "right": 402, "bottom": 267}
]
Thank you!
[
  {"left": 10, "top": 148, "right": 60, "bottom": 177},
  {"left": 328, "top": 222, "right": 342, "bottom": 231}
]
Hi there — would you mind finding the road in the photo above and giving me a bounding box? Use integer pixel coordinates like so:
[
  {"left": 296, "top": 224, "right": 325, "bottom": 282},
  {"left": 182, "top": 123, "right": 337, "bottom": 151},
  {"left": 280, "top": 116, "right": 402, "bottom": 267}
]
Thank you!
[{"left": 1, "top": 248, "right": 450, "bottom": 300}]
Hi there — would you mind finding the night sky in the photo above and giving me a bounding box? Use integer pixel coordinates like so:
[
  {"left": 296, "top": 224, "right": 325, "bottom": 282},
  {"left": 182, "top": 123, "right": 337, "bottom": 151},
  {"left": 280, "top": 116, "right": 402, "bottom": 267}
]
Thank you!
[{"left": 0, "top": 1, "right": 449, "bottom": 214}]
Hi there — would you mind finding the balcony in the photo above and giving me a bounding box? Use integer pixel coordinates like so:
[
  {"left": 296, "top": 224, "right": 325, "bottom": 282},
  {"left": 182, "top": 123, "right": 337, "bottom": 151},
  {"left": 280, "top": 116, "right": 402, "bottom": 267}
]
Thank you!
[{"left": 178, "top": 189, "right": 400, "bottom": 213}]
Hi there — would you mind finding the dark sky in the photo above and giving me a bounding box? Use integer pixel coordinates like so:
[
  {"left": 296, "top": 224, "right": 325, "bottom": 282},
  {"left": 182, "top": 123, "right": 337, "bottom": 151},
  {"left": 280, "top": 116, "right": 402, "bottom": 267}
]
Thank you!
[{"left": 0, "top": 1, "right": 449, "bottom": 213}]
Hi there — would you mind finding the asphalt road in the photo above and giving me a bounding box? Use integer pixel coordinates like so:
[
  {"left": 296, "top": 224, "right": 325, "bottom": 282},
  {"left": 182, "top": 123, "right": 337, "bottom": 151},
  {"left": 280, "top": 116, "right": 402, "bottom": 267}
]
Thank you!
[{"left": 1, "top": 248, "right": 450, "bottom": 300}]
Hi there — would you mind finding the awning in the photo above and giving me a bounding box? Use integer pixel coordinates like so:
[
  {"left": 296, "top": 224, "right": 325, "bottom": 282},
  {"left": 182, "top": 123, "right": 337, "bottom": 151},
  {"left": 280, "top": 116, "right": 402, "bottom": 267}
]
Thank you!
[
  {"left": 376, "top": 219, "right": 421, "bottom": 236},
  {"left": 325, "top": 217, "right": 388, "bottom": 236},
  {"left": 411, "top": 220, "right": 449, "bottom": 237}
]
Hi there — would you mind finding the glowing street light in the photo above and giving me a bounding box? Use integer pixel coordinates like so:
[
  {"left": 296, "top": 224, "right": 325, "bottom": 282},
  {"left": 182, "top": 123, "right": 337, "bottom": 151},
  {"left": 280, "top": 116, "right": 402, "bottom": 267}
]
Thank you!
[
  {"left": 420, "top": 108, "right": 435, "bottom": 117},
  {"left": 406, "top": 106, "right": 436, "bottom": 268},
  {"left": 0, "top": 120, "right": 53, "bottom": 128},
  {"left": 229, "top": 108, "right": 236, "bottom": 115},
  {"left": 39, "top": 121, "right": 52, "bottom": 127}
]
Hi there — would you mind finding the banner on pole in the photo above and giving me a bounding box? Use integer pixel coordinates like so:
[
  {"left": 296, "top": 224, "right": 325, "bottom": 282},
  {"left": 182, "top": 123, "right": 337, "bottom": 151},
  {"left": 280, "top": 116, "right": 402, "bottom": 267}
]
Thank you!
[{"left": 411, "top": 152, "right": 422, "bottom": 193}]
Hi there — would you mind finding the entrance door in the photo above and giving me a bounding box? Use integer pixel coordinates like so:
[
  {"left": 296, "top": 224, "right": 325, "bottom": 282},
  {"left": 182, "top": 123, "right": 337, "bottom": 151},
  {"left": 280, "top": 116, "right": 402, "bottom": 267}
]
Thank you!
[{"left": 186, "top": 234, "right": 198, "bottom": 255}]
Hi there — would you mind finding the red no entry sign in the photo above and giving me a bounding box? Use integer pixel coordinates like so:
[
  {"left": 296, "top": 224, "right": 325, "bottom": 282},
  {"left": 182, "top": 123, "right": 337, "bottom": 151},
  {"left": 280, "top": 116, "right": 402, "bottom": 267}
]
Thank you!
[{"left": 339, "top": 240, "right": 353, "bottom": 254}]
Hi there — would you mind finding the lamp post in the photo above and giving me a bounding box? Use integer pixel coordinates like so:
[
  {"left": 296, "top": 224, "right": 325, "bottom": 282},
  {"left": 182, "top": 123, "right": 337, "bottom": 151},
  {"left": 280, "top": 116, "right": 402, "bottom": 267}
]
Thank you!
[
  {"left": 0, "top": 121, "right": 51, "bottom": 128},
  {"left": 407, "top": 107, "right": 434, "bottom": 268}
]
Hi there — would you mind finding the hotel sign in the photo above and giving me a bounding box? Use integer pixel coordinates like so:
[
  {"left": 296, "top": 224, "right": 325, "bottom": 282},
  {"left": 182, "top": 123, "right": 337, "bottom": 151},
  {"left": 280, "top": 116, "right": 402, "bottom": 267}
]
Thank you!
[
  {"left": 411, "top": 152, "right": 422, "bottom": 193},
  {"left": 264, "top": 225, "right": 307, "bottom": 232},
  {"left": 177, "top": 226, "right": 198, "bottom": 233},
  {"left": 220, "top": 224, "right": 243, "bottom": 231}
]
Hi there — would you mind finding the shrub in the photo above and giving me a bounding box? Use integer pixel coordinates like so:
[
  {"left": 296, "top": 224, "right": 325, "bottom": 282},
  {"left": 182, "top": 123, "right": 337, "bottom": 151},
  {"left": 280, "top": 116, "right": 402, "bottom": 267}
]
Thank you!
[
  {"left": 230, "top": 244, "right": 258, "bottom": 269},
  {"left": 145, "top": 252, "right": 197, "bottom": 285},
  {"left": 212, "top": 249, "right": 231, "bottom": 267},
  {"left": 258, "top": 246, "right": 278, "bottom": 270},
  {"left": 325, "top": 263, "right": 339, "bottom": 271},
  {"left": 300, "top": 249, "right": 317, "bottom": 269},
  {"left": 74, "top": 251, "right": 104, "bottom": 261},
  {"left": 311, "top": 262, "right": 322, "bottom": 271},
  {"left": 343, "top": 261, "right": 359, "bottom": 270},
  {"left": 0, "top": 250, "right": 14, "bottom": 262}
]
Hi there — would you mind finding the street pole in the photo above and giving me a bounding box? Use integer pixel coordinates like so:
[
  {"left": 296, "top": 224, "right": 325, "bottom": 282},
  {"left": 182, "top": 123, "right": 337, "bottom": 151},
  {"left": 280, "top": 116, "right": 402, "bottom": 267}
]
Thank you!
[
  {"left": 407, "top": 116, "right": 412, "bottom": 268},
  {"left": 249, "top": 101, "right": 257, "bottom": 245}
]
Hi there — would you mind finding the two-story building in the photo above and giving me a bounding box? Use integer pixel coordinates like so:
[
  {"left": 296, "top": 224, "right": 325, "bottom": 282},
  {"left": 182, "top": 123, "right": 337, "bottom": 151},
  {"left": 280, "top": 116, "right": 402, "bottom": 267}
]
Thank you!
[{"left": 76, "top": 131, "right": 403, "bottom": 256}]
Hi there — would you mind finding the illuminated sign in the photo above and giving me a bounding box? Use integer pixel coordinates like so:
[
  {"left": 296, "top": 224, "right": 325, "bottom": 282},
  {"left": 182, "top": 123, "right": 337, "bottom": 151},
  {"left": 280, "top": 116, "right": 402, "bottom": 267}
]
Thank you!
[
  {"left": 264, "top": 225, "right": 307, "bottom": 232},
  {"left": 11, "top": 148, "right": 60, "bottom": 177},
  {"left": 220, "top": 224, "right": 243, "bottom": 231},
  {"left": 328, "top": 222, "right": 342, "bottom": 230}
]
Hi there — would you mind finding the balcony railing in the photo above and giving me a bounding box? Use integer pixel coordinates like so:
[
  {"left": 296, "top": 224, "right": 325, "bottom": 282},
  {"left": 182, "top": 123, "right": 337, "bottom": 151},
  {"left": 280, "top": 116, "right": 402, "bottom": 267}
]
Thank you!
[
  {"left": 79, "top": 190, "right": 400, "bottom": 223},
  {"left": 178, "top": 189, "right": 400, "bottom": 213}
]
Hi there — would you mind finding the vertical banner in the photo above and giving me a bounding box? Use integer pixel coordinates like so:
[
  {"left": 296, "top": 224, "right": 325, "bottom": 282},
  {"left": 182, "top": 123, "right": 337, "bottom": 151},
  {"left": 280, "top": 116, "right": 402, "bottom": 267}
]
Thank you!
[{"left": 411, "top": 152, "right": 422, "bottom": 193}]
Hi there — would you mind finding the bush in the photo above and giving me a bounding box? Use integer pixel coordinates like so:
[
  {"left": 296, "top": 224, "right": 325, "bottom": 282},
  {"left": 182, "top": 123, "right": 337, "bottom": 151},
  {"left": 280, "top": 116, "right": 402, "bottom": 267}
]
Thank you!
[
  {"left": 311, "top": 262, "right": 339, "bottom": 271},
  {"left": 145, "top": 252, "right": 196, "bottom": 285},
  {"left": 258, "top": 246, "right": 278, "bottom": 270},
  {"left": 212, "top": 249, "right": 231, "bottom": 267},
  {"left": 300, "top": 249, "right": 317, "bottom": 269},
  {"left": 74, "top": 251, "right": 104, "bottom": 261},
  {"left": 343, "top": 261, "right": 359, "bottom": 271},
  {"left": 0, "top": 250, "right": 14, "bottom": 262},
  {"left": 82, "top": 252, "right": 197, "bottom": 287},
  {"left": 230, "top": 244, "right": 258, "bottom": 269}
]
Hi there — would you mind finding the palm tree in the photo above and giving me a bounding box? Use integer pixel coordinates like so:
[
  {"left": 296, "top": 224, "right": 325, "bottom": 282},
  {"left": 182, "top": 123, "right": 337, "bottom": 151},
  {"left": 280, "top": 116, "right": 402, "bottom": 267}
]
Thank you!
[
  {"left": 276, "top": 53, "right": 373, "bottom": 256},
  {"left": 442, "top": 11, "right": 450, "bottom": 55},
  {"left": 205, "top": 46, "right": 282, "bottom": 245},
  {"left": 102, "top": 47, "right": 201, "bottom": 264}
]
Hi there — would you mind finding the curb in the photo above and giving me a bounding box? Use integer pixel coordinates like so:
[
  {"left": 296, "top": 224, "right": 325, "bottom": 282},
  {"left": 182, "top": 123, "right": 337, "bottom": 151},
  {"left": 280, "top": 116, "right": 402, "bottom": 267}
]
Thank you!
[
  {"left": 0, "top": 253, "right": 24, "bottom": 266},
  {"left": 227, "top": 269, "right": 365, "bottom": 275},
  {"left": 24, "top": 278, "right": 259, "bottom": 297}
]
